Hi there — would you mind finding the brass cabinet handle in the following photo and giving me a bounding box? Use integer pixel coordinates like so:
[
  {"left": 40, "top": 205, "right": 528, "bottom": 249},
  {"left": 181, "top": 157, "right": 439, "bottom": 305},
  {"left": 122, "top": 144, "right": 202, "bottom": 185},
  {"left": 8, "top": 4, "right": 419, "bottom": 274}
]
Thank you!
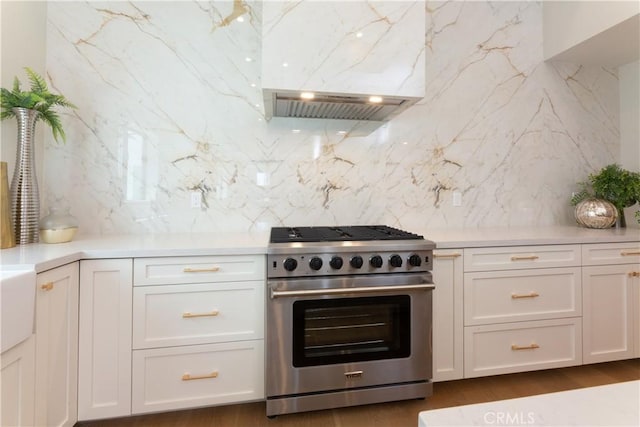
[
  {"left": 433, "top": 253, "right": 461, "bottom": 259},
  {"left": 510, "top": 255, "right": 539, "bottom": 261},
  {"left": 621, "top": 251, "right": 640, "bottom": 256},
  {"left": 511, "top": 343, "right": 540, "bottom": 351},
  {"left": 628, "top": 272, "right": 640, "bottom": 278},
  {"left": 183, "top": 267, "right": 220, "bottom": 273},
  {"left": 182, "top": 310, "right": 219, "bottom": 318},
  {"left": 41, "top": 282, "right": 54, "bottom": 291},
  {"left": 181, "top": 371, "right": 218, "bottom": 381},
  {"left": 511, "top": 292, "right": 540, "bottom": 299}
]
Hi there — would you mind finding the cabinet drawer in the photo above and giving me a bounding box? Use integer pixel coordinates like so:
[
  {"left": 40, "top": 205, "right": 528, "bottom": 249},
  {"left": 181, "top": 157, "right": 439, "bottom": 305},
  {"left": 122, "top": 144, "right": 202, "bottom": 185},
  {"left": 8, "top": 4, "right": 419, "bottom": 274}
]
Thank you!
[
  {"left": 464, "top": 245, "right": 580, "bottom": 272},
  {"left": 133, "top": 282, "right": 264, "bottom": 349},
  {"left": 582, "top": 242, "right": 640, "bottom": 266},
  {"left": 464, "top": 318, "right": 582, "bottom": 378},
  {"left": 464, "top": 267, "right": 581, "bottom": 325},
  {"left": 132, "top": 341, "right": 264, "bottom": 414},
  {"left": 134, "top": 255, "right": 265, "bottom": 285}
]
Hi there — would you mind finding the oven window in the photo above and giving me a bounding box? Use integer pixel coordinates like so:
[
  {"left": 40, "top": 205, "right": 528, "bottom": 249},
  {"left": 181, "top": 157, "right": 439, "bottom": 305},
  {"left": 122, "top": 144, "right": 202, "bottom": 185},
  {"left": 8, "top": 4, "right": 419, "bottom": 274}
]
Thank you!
[{"left": 292, "top": 295, "right": 410, "bottom": 367}]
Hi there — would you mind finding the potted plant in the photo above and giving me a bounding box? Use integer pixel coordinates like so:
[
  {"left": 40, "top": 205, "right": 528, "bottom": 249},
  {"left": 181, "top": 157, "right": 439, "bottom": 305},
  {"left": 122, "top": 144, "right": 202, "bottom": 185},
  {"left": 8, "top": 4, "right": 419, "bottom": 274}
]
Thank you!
[
  {"left": 0, "top": 67, "right": 76, "bottom": 244},
  {"left": 1, "top": 67, "right": 75, "bottom": 142},
  {"left": 571, "top": 164, "right": 640, "bottom": 227}
]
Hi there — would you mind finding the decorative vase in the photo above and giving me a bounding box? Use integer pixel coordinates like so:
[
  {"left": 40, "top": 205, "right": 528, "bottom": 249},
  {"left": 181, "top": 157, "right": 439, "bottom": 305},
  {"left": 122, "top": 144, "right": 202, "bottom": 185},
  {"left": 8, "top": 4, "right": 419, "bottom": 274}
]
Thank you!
[
  {"left": 615, "top": 208, "right": 626, "bottom": 228},
  {"left": 39, "top": 206, "right": 78, "bottom": 243},
  {"left": 10, "top": 107, "right": 40, "bottom": 244},
  {"left": 1, "top": 161, "right": 16, "bottom": 248},
  {"left": 574, "top": 198, "right": 618, "bottom": 229}
]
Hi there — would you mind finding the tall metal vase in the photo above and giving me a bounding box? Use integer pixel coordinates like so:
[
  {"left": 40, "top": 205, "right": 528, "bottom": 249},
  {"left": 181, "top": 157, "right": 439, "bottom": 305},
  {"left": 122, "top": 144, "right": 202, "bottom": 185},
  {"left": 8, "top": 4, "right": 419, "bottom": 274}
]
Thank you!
[{"left": 10, "top": 107, "right": 40, "bottom": 244}]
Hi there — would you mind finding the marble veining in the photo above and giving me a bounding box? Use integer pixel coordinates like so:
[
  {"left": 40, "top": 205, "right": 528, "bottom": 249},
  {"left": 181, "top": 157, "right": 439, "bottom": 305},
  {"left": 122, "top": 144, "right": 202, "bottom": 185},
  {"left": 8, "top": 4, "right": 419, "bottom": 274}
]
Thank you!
[{"left": 42, "top": 1, "right": 619, "bottom": 235}]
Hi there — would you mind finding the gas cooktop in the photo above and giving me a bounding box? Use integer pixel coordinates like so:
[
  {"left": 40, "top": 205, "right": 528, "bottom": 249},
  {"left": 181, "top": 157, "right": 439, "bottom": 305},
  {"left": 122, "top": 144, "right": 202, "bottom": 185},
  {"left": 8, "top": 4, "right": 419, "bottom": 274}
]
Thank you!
[{"left": 269, "top": 225, "right": 424, "bottom": 243}]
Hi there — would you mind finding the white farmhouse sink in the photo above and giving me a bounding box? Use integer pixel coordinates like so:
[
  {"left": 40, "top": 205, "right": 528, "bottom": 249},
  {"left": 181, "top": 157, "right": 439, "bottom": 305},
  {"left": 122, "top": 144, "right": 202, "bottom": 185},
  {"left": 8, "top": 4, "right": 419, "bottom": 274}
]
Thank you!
[{"left": 1, "top": 269, "right": 36, "bottom": 353}]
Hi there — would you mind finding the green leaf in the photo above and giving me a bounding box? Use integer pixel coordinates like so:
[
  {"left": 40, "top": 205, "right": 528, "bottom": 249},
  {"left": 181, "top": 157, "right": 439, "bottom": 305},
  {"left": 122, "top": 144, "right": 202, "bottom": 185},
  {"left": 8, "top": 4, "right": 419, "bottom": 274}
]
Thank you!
[{"left": 0, "top": 67, "right": 75, "bottom": 143}]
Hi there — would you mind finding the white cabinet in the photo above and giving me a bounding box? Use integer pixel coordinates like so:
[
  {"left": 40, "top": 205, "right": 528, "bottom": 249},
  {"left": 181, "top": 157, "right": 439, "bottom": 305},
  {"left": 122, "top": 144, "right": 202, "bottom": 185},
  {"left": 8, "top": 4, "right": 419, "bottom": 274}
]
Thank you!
[
  {"left": 131, "top": 255, "right": 265, "bottom": 415},
  {"left": 432, "top": 250, "right": 463, "bottom": 382},
  {"left": 1, "top": 335, "right": 35, "bottom": 427},
  {"left": 462, "top": 246, "right": 582, "bottom": 378},
  {"left": 464, "top": 318, "right": 582, "bottom": 378},
  {"left": 34, "top": 262, "right": 79, "bottom": 427},
  {"left": 78, "top": 259, "right": 133, "bottom": 421},
  {"left": 464, "top": 267, "right": 581, "bottom": 325},
  {"left": 582, "top": 242, "right": 640, "bottom": 363}
]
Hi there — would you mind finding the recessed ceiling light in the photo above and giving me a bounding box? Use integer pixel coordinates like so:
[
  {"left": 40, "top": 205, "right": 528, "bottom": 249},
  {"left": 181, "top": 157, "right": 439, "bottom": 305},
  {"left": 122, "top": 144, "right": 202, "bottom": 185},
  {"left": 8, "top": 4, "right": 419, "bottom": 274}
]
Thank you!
[
  {"left": 356, "top": 32, "right": 363, "bottom": 38},
  {"left": 250, "top": 83, "right": 256, "bottom": 88},
  {"left": 245, "top": 57, "right": 253, "bottom": 62},
  {"left": 369, "top": 96, "right": 383, "bottom": 103},
  {"left": 337, "top": 130, "right": 347, "bottom": 135},
  {"left": 237, "top": 16, "right": 245, "bottom": 23},
  {"left": 292, "top": 129, "right": 301, "bottom": 133},
  {"left": 282, "top": 62, "right": 289, "bottom": 67},
  {"left": 300, "top": 92, "right": 315, "bottom": 100}
]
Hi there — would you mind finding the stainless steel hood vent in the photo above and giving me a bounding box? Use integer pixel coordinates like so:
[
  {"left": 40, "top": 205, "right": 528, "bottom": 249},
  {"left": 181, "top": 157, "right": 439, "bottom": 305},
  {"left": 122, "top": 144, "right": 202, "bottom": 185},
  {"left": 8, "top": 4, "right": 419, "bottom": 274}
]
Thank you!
[{"left": 265, "top": 91, "right": 419, "bottom": 122}]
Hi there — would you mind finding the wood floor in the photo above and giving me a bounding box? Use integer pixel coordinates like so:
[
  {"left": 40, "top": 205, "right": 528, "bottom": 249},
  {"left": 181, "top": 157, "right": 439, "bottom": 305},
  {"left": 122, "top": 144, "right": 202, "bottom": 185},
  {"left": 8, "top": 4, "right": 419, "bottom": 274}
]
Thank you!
[{"left": 78, "top": 359, "right": 639, "bottom": 427}]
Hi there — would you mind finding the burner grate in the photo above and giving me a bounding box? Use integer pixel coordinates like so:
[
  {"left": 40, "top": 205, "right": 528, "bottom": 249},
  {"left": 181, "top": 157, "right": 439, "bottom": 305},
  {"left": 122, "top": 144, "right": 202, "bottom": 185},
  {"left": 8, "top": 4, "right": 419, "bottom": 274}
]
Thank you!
[{"left": 270, "top": 225, "right": 423, "bottom": 243}]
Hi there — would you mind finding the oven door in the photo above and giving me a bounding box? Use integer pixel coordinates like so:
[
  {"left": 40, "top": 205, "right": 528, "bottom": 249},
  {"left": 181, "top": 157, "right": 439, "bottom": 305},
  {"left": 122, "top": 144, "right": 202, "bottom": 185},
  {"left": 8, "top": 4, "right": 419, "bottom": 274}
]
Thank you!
[{"left": 266, "top": 273, "right": 433, "bottom": 398}]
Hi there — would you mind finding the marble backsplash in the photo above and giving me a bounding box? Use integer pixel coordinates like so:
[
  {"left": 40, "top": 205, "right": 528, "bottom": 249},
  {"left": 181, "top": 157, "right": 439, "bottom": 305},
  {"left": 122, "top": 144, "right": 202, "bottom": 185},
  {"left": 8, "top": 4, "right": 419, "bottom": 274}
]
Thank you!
[{"left": 43, "top": 1, "right": 618, "bottom": 235}]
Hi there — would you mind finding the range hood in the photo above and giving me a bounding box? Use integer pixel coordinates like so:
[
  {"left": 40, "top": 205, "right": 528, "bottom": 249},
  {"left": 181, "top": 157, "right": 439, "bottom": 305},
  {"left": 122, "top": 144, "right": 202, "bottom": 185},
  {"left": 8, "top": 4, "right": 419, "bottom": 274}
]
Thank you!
[
  {"left": 263, "top": 90, "right": 419, "bottom": 122},
  {"left": 261, "top": 1, "right": 425, "bottom": 122}
]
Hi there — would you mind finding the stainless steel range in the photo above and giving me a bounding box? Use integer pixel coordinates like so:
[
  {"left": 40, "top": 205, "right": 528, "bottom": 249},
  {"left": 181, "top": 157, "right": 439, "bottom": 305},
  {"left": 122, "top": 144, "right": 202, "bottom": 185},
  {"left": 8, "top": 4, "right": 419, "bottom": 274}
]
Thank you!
[{"left": 266, "top": 225, "right": 436, "bottom": 417}]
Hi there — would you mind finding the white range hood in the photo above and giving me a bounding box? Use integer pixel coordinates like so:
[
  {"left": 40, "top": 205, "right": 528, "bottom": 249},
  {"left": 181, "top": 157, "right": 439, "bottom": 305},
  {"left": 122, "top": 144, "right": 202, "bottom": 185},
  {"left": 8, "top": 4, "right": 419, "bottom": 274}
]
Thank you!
[{"left": 261, "top": 1, "right": 425, "bottom": 122}]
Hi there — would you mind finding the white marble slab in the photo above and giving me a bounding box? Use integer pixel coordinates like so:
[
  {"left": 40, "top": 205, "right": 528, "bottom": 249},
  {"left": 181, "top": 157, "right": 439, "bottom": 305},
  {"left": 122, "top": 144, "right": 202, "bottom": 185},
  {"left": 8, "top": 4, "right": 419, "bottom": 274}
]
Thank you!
[
  {"left": 37, "top": 1, "right": 620, "bottom": 235},
  {"left": 419, "top": 380, "right": 640, "bottom": 427}
]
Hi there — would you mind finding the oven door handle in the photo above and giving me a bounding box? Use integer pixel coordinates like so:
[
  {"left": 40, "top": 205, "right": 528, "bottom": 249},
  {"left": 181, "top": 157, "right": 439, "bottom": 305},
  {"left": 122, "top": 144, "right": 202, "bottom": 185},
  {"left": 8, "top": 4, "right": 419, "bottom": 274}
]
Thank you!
[{"left": 270, "top": 283, "right": 435, "bottom": 299}]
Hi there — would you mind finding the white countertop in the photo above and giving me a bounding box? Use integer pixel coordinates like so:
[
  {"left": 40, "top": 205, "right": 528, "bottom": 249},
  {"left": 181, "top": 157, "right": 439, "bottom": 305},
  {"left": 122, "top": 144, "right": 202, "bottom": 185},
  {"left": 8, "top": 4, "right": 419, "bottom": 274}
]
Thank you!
[
  {"left": 0, "top": 231, "right": 270, "bottom": 273},
  {"left": 418, "top": 380, "right": 640, "bottom": 427},
  {"left": 1, "top": 226, "right": 638, "bottom": 273},
  {"left": 423, "top": 225, "right": 640, "bottom": 249}
]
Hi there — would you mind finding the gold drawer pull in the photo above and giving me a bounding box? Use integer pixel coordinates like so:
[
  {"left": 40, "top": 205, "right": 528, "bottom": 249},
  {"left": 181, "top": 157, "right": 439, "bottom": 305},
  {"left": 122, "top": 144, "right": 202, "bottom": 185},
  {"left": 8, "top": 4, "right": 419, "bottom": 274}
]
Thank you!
[
  {"left": 511, "top": 292, "right": 540, "bottom": 299},
  {"left": 182, "top": 310, "right": 219, "bottom": 318},
  {"left": 433, "top": 253, "right": 461, "bottom": 259},
  {"left": 181, "top": 371, "right": 218, "bottom": 381},
  {"left": 510, "top": 255, "right": 539, "bottom": 261},
  {"left": 511, "top": 343, "right": 540, "bottom": 351},
  {"left": 628, "top": 272, "right": 640, "bottom": 277},
  {"left": 183, "top": 267, "right": 220, "bottom": 273},
  {"left": 41, "top": 282, "right": 54, "bottom": 291},
  {"left": 621, "top": 251, "right": 640, "bottom": 256}
]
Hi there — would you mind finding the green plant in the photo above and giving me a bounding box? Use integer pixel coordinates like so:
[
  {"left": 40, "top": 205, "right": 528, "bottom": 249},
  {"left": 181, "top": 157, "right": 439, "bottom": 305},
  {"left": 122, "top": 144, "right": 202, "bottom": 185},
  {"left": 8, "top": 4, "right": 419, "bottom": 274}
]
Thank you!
[
  {"left": 571, "top": 164, "right": 640, "bottom": 224},
  {"left": 0, "top": 67, "right": 76, "bottom": 143}
]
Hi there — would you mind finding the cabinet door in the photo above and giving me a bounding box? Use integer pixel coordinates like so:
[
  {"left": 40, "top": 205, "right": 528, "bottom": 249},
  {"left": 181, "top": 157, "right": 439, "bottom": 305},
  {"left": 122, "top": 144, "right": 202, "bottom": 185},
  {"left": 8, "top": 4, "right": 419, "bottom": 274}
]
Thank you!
[
  {"left": 132, "top": 340, "right": 264, "bottom": 414},
  {"left": 1, "top": 335, "right": 35, "bottom": 427},
  {"left": 583, "top": 264, "right": 635, "bottom": 363},
  {"left": 34, "top": 262, "right": 79, "bottom": 427},
  {"left": 464, "top": 267, "right": 581, "bottom": 325},
  {"left": 133, "top": 281, "right": 264, "bottom": 349},
  {"left": 432, "top": 250, "right": 464, "bottom": 381},
  {"left": 78, "top": 259, "right": 133, "bottom": 421}
]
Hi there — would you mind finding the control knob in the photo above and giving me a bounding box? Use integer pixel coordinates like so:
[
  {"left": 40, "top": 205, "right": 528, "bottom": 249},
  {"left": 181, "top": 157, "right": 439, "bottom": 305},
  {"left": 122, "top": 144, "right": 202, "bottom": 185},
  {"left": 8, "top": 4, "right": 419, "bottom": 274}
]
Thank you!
[
  {"left": 283, "top": 258, "right": 298, "bottom": 272},
  {"left": 389, "top": 254, "right": 403, "bottom": 268},
  {"left": 370, "top": 255, "right": 383, "bottom": 268},
  {"left": 309, "top": 257, "right": 323, "bottom": 271},
  {"left": 350, "top": 255, "right": 364, "bottom": 269},
  {"left": 408, "top": 254, "right": 422, "bottom": 267},
  {"left": 329, "top": 256, "right": 343, "bottom": 270}
]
